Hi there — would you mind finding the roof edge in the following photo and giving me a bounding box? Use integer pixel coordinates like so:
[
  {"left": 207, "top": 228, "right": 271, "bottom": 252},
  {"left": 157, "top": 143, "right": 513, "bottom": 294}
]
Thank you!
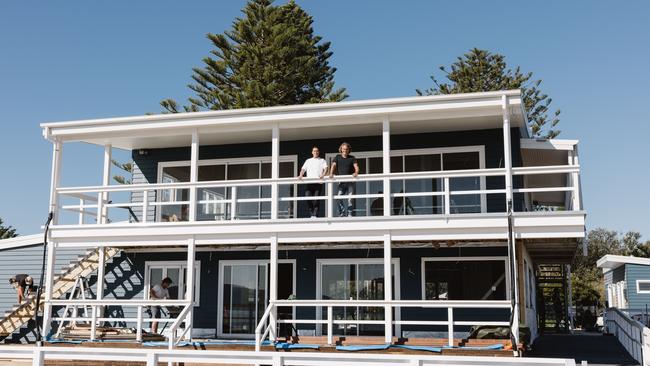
[{"left": 0, "top": 233, "right": 43, "bottom": 251}]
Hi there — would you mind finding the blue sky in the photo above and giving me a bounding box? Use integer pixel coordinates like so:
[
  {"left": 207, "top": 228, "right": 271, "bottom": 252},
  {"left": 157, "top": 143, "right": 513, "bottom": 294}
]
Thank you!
[{"left": 0, "top": 1, "right": 648, "bottom": 237}]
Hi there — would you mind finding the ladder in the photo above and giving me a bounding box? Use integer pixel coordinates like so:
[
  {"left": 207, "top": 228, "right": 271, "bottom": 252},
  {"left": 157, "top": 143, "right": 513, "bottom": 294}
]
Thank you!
[{"left": 54, "top": 276, "right": 94, "bottom": 338}]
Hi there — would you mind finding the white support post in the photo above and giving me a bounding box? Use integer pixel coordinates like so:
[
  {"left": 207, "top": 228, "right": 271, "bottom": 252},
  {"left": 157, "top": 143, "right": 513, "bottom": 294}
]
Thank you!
[
  {"left": 444, "top": 177, "right": 451, "bottom": 215},
  {"left": 146, "top": 352, "right": 158, "bottom": 366},
  {"left": 271, "top": 125, "right": 280, "bottom": 220},
  {"left": 327, "top": 306, "right": 333, "bottom": 345},
  {"left": 230, "top": 186, "right": 238, "bottom": 220},
  {"left": 502, "top": 94, "right": 520, "bottom": 346},
  {"left": 100, "top": 144, "right": 112, "bottom": 224},
  {"left": 136, "top": 305, "right": 143, "bottom": 341},
  {"left": 41, "top": 241, "right": 57, "bottom": 338},
  {"left": 32, "top": 348, "right": 43, "bottom": 366},
  {"left": 383, "top": 233, "right": 393, "bottom": 343},
  {"left": 571, "top": 146, "right": 581, "bottom": 211},
  {"left": 189, "top": 130, "right": 199, "bottom": 222},
  {"left": 96, "top": 247, "right": 106, "bottom": 326},
  {"left": 185, "top": 237, "right": 196, "bottom": 340},
  {"left": 447, "top": 307, "right": 454, "bottom": 347},
  {"left": 142, "top": 190, "right": 149, "bottom": 223},
  {"left": 48, "top": 140, "right": 63, "bottom": 220},
  {"left": 326, "top": 181, "right": 334, "bottom": 218},
  {"left": 382, "top": 118, "right": 391, "bottom": 216},
  {"left": 269, "top": 234, "right": 278, "bottom": 341},
  {"left": 78, "top": 198, "right": 84, "bottom": 225}
]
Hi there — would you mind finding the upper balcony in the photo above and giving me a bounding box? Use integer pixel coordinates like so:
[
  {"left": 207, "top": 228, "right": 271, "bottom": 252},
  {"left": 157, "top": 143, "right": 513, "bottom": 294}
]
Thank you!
[{"left": 41, "top": 90, "right": 585, "bottom": 247}]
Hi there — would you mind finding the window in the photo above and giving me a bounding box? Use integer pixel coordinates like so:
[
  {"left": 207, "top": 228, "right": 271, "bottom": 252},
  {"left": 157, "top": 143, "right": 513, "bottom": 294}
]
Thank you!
[
  {"left": 157, "top": 156, "right": 297, "bottom": 221},
  {"left": 145, "top": 261, "right": 201, "bottom": 306},
  {"left": 637, "top": 280, "right": 650, "bottom": 293},
  {"left": 422, "top": 257, "right": 508, "bottom": 300},
  {"left": 326, "top": 146, "right": 485, "bottom": 216}
]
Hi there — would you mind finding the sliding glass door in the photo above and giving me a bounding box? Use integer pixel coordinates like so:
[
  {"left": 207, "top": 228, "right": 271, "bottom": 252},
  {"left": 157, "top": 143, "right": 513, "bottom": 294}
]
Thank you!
[
  {"left": 318, "top": 259, "right": 399, "bottom": 336},
  {"left": 219, "top": 260, "right": 295, "bottom": 338}
]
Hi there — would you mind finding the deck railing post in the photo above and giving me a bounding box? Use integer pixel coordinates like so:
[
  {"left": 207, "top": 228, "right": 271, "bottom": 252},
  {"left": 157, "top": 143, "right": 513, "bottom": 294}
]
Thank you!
[
  {"left": 185, "top": 238, "right": 196, "bottom": 341},
  {"left": 326, "top": 181, "right": 334, "bottom": 218},
  {"left": 447, "top": 307, "right": 454, "bottom": 347},
  {"left": 382, "top": 117, "right": 391, "bottom": 216},
  {"left": 78, "top": 198, "right": 84, "bottom": 225},
  {"left": 327, "top": 306, "right": 333, "bottom": 345},
  {"left": 101, "top": 144, "right": 112, "bottom": 223},
  {"left": 269, "top": 235, "right": 278, "bottom": 341},
  {"left": 142, "top": 190, "right": 149, "bottom": 223},
  {"left": 444, "top": 177, "right": 451, "bottom": 215},
  {"left": 41, "top": 241, "right": 58, "bottom": 339},
  {"left": 136, "top": 305, "right": 143, "bottom": 342},
  {"left": 230, "top": 186, "right": 238, "bottom": 220},
  {"left": 48, "top": 140, "right": 62, "bottom": 222},
  {"left": 32, "top": 348, "right": 43, "bottom": 366}
]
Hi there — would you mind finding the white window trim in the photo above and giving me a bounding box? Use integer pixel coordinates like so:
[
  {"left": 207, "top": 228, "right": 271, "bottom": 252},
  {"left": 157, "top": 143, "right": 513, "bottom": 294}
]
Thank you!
[
  {"left": 420, "top": 256, "right": 510, "bottom": 301},
  {"left": 636, "top": 280, "right": 650, "bottom": 294},
  {"left": 156, "top": 155, "right": 299, "bottom": 222},
  {"left": 326, "top": 145, "right": 487, "bottom": 213},
  {"left": 144, "top": 260, "right": 201, "bottom": 307},
  {"left": 217, "top": 259, "right": 297, "bottom": 339},
  {"left": 315, "top": 257, "right": 401, "bottom": 336}
]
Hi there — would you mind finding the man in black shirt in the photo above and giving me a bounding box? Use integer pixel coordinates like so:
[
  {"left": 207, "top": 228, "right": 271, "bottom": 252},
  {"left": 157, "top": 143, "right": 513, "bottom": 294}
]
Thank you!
[
  {"left": 9, "top": 274, "right": 33, "bottom": 303},
  {"left": 329, "top": 142, "right": 359, "bottom": 217}
]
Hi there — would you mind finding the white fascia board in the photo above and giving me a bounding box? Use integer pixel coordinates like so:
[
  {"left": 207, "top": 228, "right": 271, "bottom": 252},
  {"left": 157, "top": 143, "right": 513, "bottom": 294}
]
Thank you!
[
  {"left": 520, "top": 138, "right": 579, "bottom": 151},
  {"left": 41, "top": 91, "right": 523, "bottom": 142},
  {"left": 597, "top": 254, "right": 650, "bottom": 269},
  {"left": 0, "top": 233, "right": 43, "bottom": 251}
]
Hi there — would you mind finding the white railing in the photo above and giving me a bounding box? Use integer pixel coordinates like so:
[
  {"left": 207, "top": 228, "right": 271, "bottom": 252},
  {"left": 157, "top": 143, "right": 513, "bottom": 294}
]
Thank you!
[
  {"left": 0, "top": 345, "right": 577, "bottom": 366},
  {"left": 255, "top": 299, "right": 511, "bottom": 352},
  {"left": 605, "top": 307, "right": 650, "bottom": 365},
  {"left": 54, "top": 165, "right": 581, "bottom": 226},
  {"left": 49, "top": 299, "right": 190, "bottom": 343}
]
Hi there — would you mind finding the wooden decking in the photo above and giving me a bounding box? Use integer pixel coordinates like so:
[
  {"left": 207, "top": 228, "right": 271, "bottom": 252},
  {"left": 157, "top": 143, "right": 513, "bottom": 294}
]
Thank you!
[{"left": 44, "top": 336, "right": 518, "bottom": 357}]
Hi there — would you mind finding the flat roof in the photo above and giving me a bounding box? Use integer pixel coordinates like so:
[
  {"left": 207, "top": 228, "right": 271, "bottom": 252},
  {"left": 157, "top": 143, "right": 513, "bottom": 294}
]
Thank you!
[
  {"left": 40, "top": 90, "right": 527, "bottom": 150},
  {"left": 597, "top": 254, "right": 650, "bottom": 270}
]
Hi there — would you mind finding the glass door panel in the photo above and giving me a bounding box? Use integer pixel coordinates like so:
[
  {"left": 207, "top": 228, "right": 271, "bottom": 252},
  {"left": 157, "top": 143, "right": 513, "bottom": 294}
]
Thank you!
[{"left": 222, "top": 264, "right": 262, "bottom": 335}]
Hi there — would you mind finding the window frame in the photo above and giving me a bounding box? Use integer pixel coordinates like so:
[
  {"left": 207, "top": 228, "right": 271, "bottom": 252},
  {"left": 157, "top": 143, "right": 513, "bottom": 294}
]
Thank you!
[
  {"left": 636, "top": 280, "right": 650, "bottom": 294},
  {"left": 420, "top": 256, "right": 510, "bottom": 301},
  {"left": 144, "top": 260, "right": 201, "bottom": 307}
]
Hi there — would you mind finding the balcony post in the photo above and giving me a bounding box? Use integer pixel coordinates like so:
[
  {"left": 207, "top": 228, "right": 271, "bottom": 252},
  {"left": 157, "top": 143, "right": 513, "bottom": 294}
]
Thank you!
[
  {"left": 41, "top": 241, "right": 57, "bottom": 339},
  {"left": 185, "top": 237, "right": 196, "bottom": 340},
  {"left": 97, "top": 144, "right": 111, "bottom": 224},
  {"left": 48, "top": 140, "right": 62, "bottom": 222},
  {"left": 502, "top": 94, "right": 520, "bottom": 346},
  {"left": 271, "top": 125, "right": 280, "bottom": 220},
  {"left": 95, "top": 247, "right": 106, "bottom": 333},
  {"left": 382, "top": 117, "right": 391, "bottom": 216},
  {"left": 189, "top": 130, "right": 199, "bottom": 222},
  {"left": 571, "top": 146, "right": 581, "bottom": 211},
  {"left": 269, "top": 234, "right": 278, "bottom": 341},
  {"left": 383, "top": 232, "right": 393, "bottom": 343}
]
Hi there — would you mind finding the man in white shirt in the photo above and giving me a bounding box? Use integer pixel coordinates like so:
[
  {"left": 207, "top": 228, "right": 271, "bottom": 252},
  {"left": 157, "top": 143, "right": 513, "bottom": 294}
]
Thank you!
[
  {"left": 149, "top": 277, "right": 172, "bottom": 333},
  {"left": 298, "top": 146, "right": 328, "bottom": 217}
]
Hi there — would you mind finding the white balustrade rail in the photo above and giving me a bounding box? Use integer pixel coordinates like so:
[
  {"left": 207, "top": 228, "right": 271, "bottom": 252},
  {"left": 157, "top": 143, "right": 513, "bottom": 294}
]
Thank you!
[
  {"left": 54, "top": 165, "right": 581, "bottom": 225},
  {"left": 255, "top": 299, "right": 511, "bottom": 351},
  {"left": 605, "top": 307, "right": 650, "bottom": 366},
  {"left": 49, "top": 299, "right": 190, "bottom": 343},
  {"left": 0, "top": 345, "right": 577, "bottom": 366}
]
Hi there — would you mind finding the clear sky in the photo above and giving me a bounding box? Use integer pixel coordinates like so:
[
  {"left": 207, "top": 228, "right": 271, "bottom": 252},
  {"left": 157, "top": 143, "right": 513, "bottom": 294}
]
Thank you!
[{"left": 0, "top": 1, "right": 648, "bottom": 237}]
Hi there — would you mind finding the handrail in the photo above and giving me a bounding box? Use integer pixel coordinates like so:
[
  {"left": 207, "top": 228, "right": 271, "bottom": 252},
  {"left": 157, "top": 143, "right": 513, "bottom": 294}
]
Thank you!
[
  {"left": 255, "top": 299, "right": 512, "bottom": 351},
  {"left": 54, "top": 164, "right": 582, "bottom": 225},
  {"left": 168, "top": 304, "right": 192, "bottom": 350},
  {"left": 605, "top": 307, "right": 648, "bottom": 365},
  {"left": 255, "top": 303, "right": 275, "bottom": 352},
  {"left": 49, "top": 299, "right": 188, "bottom": 306}
]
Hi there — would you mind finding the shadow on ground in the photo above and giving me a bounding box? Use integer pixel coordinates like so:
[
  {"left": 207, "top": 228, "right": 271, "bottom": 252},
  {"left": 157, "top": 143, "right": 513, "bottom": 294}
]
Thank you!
[{"left": 528, "top": 332, "right": 638, "bottom": 365}]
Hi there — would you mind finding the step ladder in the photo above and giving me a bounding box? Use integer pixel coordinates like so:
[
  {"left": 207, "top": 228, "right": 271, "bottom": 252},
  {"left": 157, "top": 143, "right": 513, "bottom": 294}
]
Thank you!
[{"left": 54, "top": 276, "right": 94, "bottom": 338}]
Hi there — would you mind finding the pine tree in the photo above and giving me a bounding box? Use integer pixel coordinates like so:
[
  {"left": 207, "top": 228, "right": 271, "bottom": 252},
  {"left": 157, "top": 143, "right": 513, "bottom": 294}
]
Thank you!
[
  {"left": 417, "top": 48, "right": 561, "bottom": 139},
  {"left": 0, "top": 217, "right": 17, "bottom": 239},
  {"left": 161, "top": 0, "right": 346, "bottom": 113}
]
